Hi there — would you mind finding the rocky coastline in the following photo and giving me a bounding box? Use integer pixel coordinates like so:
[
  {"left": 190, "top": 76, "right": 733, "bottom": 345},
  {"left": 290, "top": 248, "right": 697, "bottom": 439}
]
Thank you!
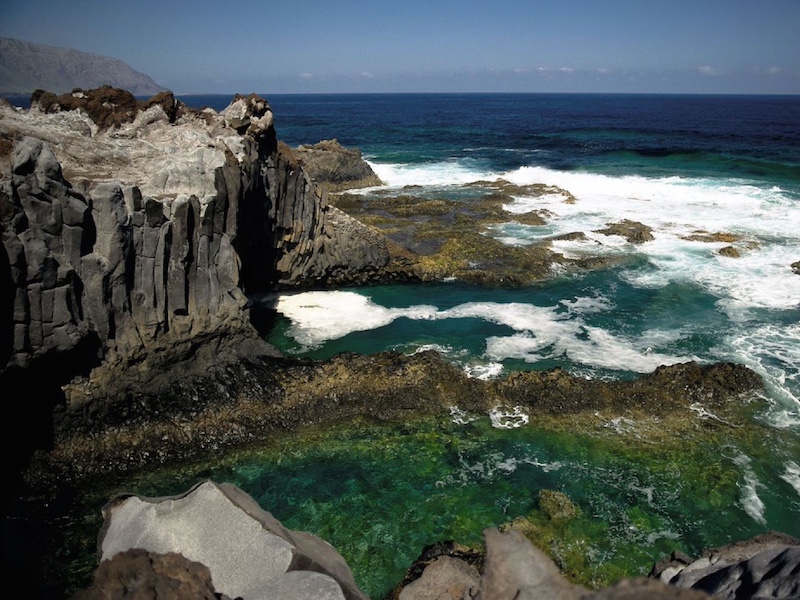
[{"left": 2, "top": 88, "right": 798, "bottom": 598}]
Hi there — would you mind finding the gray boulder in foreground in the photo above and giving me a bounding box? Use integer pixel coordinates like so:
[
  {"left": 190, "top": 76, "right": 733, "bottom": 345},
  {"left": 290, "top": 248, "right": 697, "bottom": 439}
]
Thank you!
[
  {"left": 98, "top": 480, "right": 367, "bottom": 600},
  {"left": 656, "top": 532, "right": 800, "bottom": 599}
]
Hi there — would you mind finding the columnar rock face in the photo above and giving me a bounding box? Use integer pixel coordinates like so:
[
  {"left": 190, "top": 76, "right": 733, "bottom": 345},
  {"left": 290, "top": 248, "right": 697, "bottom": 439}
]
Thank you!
[{"left": 0, "top": 89, "right": 391, "bottom": 382}]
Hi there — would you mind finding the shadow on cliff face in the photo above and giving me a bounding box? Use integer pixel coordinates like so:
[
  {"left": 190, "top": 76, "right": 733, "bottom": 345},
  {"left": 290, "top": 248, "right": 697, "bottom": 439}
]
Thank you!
[{"left": 0, "top": 335, "right": 102, "bottom": 512}]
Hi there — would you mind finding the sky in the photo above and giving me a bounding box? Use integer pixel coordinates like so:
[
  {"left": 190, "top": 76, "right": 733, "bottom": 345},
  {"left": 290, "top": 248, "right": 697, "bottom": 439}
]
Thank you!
[{"left": 1, "top": 0, "right": 799, "bottom": 95}]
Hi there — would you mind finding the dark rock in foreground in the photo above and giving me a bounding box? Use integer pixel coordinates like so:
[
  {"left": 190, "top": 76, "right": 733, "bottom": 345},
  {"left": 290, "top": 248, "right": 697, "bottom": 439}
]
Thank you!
[{"left": 73, "top": 549, "right": 220, "bottom": 600}]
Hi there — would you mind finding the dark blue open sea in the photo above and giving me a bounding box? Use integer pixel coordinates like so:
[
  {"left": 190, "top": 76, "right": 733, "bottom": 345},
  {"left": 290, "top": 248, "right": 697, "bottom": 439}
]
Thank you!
[{"left": 13, "top": 93, "right": 796, "bottom": 598}]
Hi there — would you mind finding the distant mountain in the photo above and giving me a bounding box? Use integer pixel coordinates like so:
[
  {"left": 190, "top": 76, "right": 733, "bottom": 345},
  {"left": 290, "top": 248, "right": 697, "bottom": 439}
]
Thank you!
[{"left": 0, "top": 37, "right": 165, "bottom": 96}]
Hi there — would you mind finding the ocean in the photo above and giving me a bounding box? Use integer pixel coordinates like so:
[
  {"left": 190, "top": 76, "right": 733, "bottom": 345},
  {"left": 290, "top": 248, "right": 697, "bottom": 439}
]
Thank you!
[
  {"left": 10, "top": 93, "right": 800, "bottom": 598},
  {"left": 170, "top": 93, "right": 800, "bottom": 596}
]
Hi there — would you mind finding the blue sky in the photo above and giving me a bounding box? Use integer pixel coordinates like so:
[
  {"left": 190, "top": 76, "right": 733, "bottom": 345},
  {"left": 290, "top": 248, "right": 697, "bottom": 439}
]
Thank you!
[{"left": 2, "top": 0, "right": 799, "bottom": 94}]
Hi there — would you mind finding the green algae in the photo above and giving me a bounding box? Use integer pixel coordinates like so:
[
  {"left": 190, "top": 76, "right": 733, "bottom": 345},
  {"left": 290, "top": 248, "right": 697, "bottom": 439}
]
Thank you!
[{"left": 26, "top": 406, "right": 798, "bottom": 599}]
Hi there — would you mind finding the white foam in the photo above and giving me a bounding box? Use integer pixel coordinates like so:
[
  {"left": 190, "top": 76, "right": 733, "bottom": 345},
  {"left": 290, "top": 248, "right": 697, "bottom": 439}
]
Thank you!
[
  {"left": 274, "top": 292, "right": 692, "bottom": 374},
  {"left": 722, "top": 323, "right": 800, "bottom": 428},
  {"left": 781, "top": 461, "right": 800, "bottom": 497},
  {"left": 464, "top": 362, "right": 504, "bottom": 380},
  {"left": 368, "top": 159, "right": 494, "bottom": 188},
  {"left": 733, "top": 453, "right": 767, "bottom": 525},
  {"left": 489, "top": 406, "right": 530, "bottom": 429},
  {"left": 272, "top": 291, "right": 437, "bottom": 347},
  {"left": 496, "top": 165, "right": 800, "bottom": 313},
  {"left": 448, "top": 406, "right": 478, "bottom": 425}
]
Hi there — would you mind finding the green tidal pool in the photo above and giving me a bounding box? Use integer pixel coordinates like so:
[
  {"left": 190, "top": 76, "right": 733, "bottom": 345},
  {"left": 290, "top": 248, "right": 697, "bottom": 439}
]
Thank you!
[{"left": 31, "top": 412, "right": 800, "bottom": 599}]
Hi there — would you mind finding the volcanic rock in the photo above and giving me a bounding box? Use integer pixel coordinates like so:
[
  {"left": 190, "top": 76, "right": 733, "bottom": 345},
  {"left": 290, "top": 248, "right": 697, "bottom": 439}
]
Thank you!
[
  {"left": 73, "top": 549, "right": 220, "bottom": 600},
  {"left": 295, "top": 139, "right": 382, "bottom": 191}
]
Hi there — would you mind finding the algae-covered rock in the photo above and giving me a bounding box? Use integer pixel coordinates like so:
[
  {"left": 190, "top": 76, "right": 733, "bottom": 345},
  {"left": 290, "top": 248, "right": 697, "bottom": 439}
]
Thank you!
[
  {"left": 595, "top": 219, "right": 654, "bottom": 244},
  {"left": 538, "top": 490, "right": 578, "bottom": 521}
]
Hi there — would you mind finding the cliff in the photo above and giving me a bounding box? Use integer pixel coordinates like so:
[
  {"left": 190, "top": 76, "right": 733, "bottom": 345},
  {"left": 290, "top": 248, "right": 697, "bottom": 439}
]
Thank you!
[
  {"left": 0, "top": 87, "right": 398, "bottom": 480},
  {"left": 0, "top": 37, "right": 165, "bottom": 95}
]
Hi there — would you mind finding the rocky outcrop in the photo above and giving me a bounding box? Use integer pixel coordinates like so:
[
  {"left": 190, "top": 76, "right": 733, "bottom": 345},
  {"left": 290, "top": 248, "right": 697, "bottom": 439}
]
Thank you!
[
  {"left": 0, "top": 88, "right": 397, "bottom": 381},
  {"left": 0, "top": 88, "right": 403, "bottom": 490},
  {"left": 791, "top": 260, "right": 800, "bottom": 275},
  {"left": 294, "top": 139, "right": 383, "bottom": 191},
  {"left": 392, "top": 528, "right": 711, "bottom": 600},
  {"left": 94, "top": 480, "right": 366, "bottom": 600},
  {"left": 652, "top": 532, "right": 800, "bottom": 599}
]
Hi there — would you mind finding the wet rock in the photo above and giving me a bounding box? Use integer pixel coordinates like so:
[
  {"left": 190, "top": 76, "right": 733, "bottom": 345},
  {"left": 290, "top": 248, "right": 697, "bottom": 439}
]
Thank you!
[
  {"left": 595, "top": 219, "right": 654, "bottom": 244},
  {"left": 538, "top": 490, "right": 577, "bottom": 521},
  {"left": 791, "top": 260, "right": 800, "bottom": 275},
  {"left": 99, "top": 480, "right": 366, "bottom": 600},
  {"left": 717, "top": 245, "right": 740, "bottom": 258}
]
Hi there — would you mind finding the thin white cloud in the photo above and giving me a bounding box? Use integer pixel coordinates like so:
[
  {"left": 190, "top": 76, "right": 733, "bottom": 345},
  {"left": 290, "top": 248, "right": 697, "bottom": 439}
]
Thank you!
[
  {"left": 358, "top": 71, "right": 375, "bottom": 79},
  {"left": 299, "top": 72, "right": 314, "bottom": 80},
  {"left": 698, "top": 65, "right": 719, "bottom": 76},
  {"left": 596, "top": 68, "right": 613, "bottom": 75},
  {"left": 765, "top": 66, "right": 781, "bottom": 75},
  {"left": 558, "top": 67, "right": 575, "bottom": 73}
]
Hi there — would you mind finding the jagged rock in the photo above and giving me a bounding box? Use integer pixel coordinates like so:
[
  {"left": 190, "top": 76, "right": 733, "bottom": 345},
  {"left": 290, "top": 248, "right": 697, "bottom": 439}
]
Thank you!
[
  {"left": 791, "top": 260, "right": 800, "bottom": 275},
  {"left": 0, "top": 88, "right": 397, "bottom": 382},
  {"left": 656, "top": 532, "right": 800, "bottom": 599},
  {"left": 398, "top": 556, "right": 480, "bottom": 600},
  {"left": 396, "top": 529, "right": 712, "bottom": 600},
  {"left": 595, "top": 219, "right": 654, "bottom": 244},
  {"left": 478, "top": 528, "right": 585, "bottom": 599},
  {"left": 295, "top": 139, "right": 383, "bottom": 191},
  {"left": 99, "top": 480, "right": 366, "bottom": 600},
  {"left": 72, "top": 549, "right": 221, "bottom": 600},
  {"left": 386, "top": 541, "right": 484, "bottom": 600}
]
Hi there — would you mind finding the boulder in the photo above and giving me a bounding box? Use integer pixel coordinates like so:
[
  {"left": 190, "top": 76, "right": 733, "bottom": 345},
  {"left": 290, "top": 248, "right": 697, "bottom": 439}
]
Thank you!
[
  {"left": 656, "top": 532, "right": 800, "bottom": 599},
  {"left": 791, "top": 260, "right": 800, "bottom": 275},
  {"left": 477, "top": 527, "right": 585, "bottom": 599},
  {"left": 295, "top": 139, "right": 382, "bottom": 191},
  {"left": 73, "top": 549, "right": 221, "bottom": 600},
  {"left": 98, "top": 480, "right": 367, "bottom": 600}
]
